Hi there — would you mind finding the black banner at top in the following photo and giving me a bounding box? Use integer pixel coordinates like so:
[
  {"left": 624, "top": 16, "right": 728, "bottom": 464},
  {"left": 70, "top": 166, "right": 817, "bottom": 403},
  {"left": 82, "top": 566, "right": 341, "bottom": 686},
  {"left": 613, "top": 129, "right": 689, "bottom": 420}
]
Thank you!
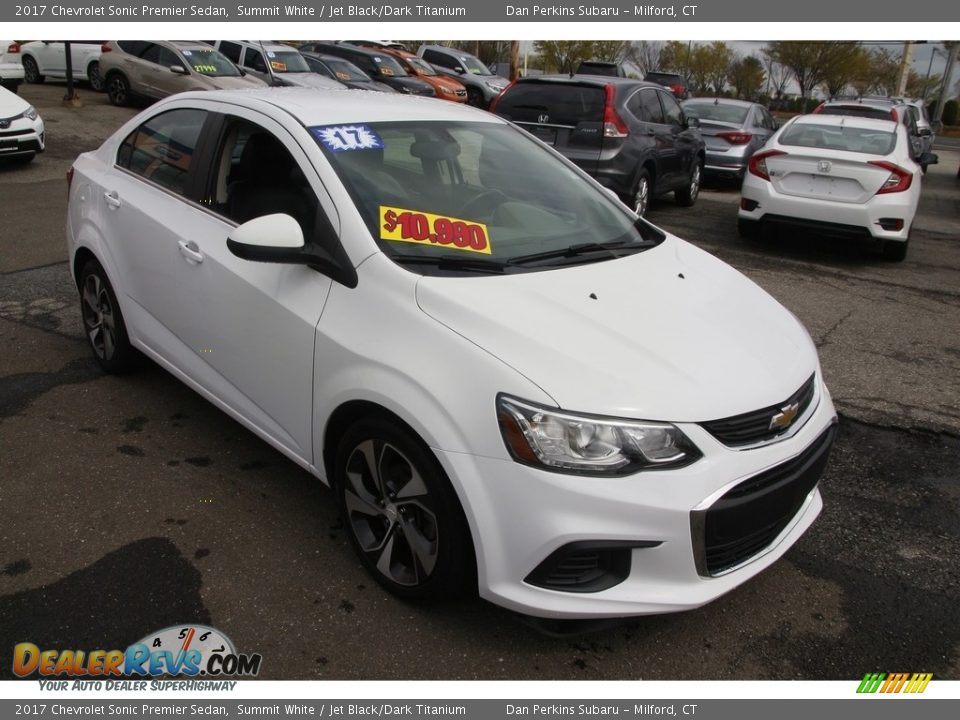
[{"left": 6, "top": 0, "right": 960, "bottom": 23}]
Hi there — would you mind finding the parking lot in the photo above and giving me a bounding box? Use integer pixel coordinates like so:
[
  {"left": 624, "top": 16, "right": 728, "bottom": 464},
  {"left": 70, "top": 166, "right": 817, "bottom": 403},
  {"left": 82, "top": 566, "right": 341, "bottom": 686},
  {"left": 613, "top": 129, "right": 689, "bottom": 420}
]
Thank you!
[{"left": 1, "top": 82, "right": 959, "bottom": 680}]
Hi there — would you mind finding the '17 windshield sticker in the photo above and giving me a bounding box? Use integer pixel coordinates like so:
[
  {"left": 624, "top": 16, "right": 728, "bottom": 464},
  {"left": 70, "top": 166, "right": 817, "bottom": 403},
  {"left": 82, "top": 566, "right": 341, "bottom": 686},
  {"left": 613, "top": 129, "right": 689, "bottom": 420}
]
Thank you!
[
  {"left": 312, "top": 125, "right": 384, "bottom": 152},
  {"left": 380, "top": 206, "right": 491, "bottom": 255}
]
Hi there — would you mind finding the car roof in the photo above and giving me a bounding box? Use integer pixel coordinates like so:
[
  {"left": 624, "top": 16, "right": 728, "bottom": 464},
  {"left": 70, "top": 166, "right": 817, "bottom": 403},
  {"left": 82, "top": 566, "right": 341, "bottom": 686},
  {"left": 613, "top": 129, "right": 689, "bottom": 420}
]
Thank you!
[
  {"left": 171, "top": 87, "right": 501, "bottom": 125},
  {"left": 515, "top": 75, "right": 657, "bottom": 89},
  {"left": 171, "top": 41, "right": 219, "bottom": 51},
  {"left": 311, "top": 42, "right": 394, "bottom": 57},
  {"left": 683, "top": 97, "right": 756, "bottom": 107}
]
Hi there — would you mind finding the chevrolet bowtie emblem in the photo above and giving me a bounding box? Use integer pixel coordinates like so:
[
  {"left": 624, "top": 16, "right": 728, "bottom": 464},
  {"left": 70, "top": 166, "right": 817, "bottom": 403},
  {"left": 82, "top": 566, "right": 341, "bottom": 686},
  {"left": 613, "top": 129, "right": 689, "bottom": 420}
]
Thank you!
[{"left": 770, "top": 402, "right": 800, "bottom": 431}]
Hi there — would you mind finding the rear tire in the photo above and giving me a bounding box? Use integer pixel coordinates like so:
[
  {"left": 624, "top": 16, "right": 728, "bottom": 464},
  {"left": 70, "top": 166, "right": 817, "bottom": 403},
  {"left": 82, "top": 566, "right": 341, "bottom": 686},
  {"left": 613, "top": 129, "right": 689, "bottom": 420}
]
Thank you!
[
  {"left": 88, "top": 61, "right": 104, "bottom": 92},
  {"left": 624, "top": 168, "right": 651, "bottom": 217},
  {"left": 675, "top": 159, "right": 702, "bottom": 207},
  {"left": 106, "top": 73, "right": 130, "bottom": 107},
  {"left": 78, "top": 259, "right": 137, "bottom": 373},
  {"left": 882, "top": 236, "right": 909, "bottom": 262},
  {"left": 22, "top": 56, "right": 44, "bottom": 84},
  {"left": 737, "top": 218, "right": 760, "bottom": 240}
]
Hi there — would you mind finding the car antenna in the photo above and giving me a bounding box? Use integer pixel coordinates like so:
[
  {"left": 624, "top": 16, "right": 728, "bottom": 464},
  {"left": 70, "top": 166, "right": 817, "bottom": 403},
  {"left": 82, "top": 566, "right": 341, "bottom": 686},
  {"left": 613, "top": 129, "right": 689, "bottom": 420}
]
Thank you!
[{"left": 259, "top": 40, "right": 280, "bottom": 86}]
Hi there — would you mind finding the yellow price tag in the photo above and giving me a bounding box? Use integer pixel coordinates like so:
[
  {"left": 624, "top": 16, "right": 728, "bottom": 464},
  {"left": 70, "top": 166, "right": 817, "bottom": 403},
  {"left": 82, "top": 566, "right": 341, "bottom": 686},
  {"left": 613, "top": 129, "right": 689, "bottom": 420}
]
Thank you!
[{"left": 380, "top": 206, "right": 491, "bottom": 255}]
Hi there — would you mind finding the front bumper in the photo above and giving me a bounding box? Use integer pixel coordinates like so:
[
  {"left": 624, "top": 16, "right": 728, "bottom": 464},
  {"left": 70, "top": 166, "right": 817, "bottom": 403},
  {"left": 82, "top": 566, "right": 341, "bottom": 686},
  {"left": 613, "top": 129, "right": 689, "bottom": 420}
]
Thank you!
[
  {"left": 436, "top": 375, "right": 838, "bottom": 618},
  {"left": 0, "top": 116, "right": 44, "bottom": 157},
  {"left": 739, "top": 174, "right": 915, "bottom": 241}
]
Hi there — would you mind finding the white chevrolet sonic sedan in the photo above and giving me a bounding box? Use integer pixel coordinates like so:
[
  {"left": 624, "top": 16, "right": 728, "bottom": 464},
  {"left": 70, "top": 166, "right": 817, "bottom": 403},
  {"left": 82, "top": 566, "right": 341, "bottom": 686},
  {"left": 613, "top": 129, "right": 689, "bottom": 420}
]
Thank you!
[{"left": 67, "top": 88, "right": 837, "bottom": 618}]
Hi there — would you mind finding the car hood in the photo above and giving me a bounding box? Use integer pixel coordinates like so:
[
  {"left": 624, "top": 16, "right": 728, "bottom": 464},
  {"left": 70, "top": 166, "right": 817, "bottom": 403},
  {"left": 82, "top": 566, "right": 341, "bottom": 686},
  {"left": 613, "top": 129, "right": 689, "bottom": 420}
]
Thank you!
[
  {"left": 203, "top": 75, "right": 265, "bottom": 90},
  {"left": 0, "top": 85, "right": 30, "bottom": 118},
  {"left": 415, "top": 236, "right": 816, "bottom": 422},
  {"left": 280, "top": 73, "right": 343, "bottom": 89}
]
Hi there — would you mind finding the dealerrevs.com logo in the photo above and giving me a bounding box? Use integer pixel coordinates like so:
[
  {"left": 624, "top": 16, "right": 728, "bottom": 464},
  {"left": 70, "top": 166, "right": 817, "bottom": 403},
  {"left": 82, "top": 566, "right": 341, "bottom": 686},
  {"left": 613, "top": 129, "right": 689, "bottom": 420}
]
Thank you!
[
  {"left": 13, "top": 625, "right": 262, "bottom": 680},
  {"left": 857, "top": 672, "right": 933, "bottom": 694}
]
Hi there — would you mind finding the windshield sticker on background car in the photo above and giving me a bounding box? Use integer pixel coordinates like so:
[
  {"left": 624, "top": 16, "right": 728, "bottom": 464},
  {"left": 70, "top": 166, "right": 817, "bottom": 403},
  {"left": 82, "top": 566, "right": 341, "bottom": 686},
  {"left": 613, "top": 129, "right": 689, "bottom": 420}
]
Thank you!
[
  {"left": 336, "top": 71, "right": 351, "bottom": 81},
  {"left": 270, "top": 61, "right": 287, "bottom": 72},
  {"left": 379, "top": 67, "right": 394, "bottom": 76},
  {"left": 192, "top": 64, "right": 217, "bottom": 74},
  {"left": 311, "top": 125, "right": 384, "bottom": 152},
  {"left": 182, "top": 50, "right": 192, "bottom": 56},
  {"left": 380, "top": 206, "right": 491, "bottom": 255}
]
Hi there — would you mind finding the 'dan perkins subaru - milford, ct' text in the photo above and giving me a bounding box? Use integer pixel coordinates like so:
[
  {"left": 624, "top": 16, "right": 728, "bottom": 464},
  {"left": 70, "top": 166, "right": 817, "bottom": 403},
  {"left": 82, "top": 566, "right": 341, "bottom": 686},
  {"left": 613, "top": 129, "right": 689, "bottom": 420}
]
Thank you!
[{"left": 505, "top": 5, "right": 699, "bottom": 16}]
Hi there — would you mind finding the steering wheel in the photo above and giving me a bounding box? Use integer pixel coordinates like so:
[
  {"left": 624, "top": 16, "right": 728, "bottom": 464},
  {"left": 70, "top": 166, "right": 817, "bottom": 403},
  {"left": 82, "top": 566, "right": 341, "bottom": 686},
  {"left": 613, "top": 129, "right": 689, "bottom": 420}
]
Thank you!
[{"left": 459, "top": 188, "right": 509, "bottom": 219}]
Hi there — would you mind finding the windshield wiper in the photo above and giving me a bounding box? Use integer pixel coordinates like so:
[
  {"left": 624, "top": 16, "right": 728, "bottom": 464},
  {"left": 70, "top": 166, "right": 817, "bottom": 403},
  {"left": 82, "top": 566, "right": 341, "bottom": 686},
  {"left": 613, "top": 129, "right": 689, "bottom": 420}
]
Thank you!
[
  {"left": 507, "top": 240, "right": 645, "bottom": 266},
  {"left": 391, "top": 254, "right": 508, "bottom": 274}
]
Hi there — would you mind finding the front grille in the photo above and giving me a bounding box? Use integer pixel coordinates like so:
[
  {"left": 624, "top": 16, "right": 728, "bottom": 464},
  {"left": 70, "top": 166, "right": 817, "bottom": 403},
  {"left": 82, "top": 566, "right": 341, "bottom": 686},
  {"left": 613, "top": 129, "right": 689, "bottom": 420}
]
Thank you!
[
  {"left": 525, "top": 540, "right": 660, "bottom": 593},
  {"left": 0, "top": 128, "right": 32, "bottom": 138},
  {"left": 702, "top": 374, "right": 816, "bottom": 447},
  {"left": 692, "top": 424, "right": 836, "bottom": 576}
]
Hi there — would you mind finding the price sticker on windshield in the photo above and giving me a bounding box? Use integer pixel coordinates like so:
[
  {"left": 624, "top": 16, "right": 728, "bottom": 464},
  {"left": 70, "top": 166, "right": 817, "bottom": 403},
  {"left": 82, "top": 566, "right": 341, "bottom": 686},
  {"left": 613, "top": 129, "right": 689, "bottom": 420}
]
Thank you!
[
  {"left": 192, "top": 64, "right": 217, "bottom": 74},
  {"left": 270, "top": 61, "right": 287, "bottom": 71},
  {"left": 380, "top": 206, "right": 491, "bottom": 255}
]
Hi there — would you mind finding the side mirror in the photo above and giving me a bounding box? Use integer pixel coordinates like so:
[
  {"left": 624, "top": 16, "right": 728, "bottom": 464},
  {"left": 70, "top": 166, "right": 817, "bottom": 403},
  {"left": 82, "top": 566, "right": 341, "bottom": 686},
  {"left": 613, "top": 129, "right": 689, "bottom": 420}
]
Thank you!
[
  {"left": 919, "top": 152, "right": 939, "bottom": 167},
  {"left": 685, "top": 116, "right": 700, "bottom": 130},
  {"left": 227, "top": 213, "right": 358, "bottom": 288},
  {"left": 918, "top": 127, "right": 932, "bottom": 138},
  {"left": 454, "top": 66, "right": 465, "bottom": 74},
  {"left": 170, "top": 65, "right": 188, "bottom": 75}
]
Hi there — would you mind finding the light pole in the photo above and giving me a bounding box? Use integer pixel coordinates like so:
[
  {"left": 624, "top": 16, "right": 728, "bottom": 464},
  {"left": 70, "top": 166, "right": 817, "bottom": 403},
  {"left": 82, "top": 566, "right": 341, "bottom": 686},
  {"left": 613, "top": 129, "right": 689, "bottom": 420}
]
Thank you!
[{"left": 923, "top": 45, "right": 946, "bottom": 102}]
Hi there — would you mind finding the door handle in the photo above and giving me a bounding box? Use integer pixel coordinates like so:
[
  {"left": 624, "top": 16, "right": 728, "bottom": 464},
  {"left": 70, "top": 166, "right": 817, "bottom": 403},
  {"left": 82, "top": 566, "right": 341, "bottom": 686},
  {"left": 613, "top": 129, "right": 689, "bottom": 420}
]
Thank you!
[
  {"left": 104, "top": 191, "right": 121, "bottom": 209},
  {"left": 178, "top": 240, "right": 204, "bottom": 264}
]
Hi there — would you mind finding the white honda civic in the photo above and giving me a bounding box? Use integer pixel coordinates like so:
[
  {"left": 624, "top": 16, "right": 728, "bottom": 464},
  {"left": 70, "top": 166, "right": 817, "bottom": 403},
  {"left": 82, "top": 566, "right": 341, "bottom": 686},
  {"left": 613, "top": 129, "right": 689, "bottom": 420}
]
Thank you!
[
  {"left": 67, "top": 88, "right": 838, "bottom": 618},
  {"left": 738, "top": 113, "right": 923, "bottom": 261}
]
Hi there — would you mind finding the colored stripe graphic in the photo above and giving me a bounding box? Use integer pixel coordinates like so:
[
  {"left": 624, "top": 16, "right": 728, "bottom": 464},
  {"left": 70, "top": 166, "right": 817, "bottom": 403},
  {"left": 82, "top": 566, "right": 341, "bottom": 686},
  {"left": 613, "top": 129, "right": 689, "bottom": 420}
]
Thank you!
[{"left": 857, "top": 672, "right": 932, "bottom": 693}]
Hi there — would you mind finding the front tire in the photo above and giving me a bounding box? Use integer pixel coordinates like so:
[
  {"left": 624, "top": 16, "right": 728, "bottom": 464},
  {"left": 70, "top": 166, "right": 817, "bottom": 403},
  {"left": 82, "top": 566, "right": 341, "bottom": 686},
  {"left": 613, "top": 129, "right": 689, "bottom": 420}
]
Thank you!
[
  {"left": 466, "top": 87, "right": 483, "bottom": 108},
  {"left": 79, "top": 260, "right": 136, "bottom": 373},
  {"left": 334, "top": 416, "right": 475, "bottom": 601},
  {"left": 675, "top": 158, "right": 702, "bottom": 207},
  {"left": 22, "top": 56, "right": 44, "bottom": 84},
  {"left": 106, "top": 73, "right": 130, "bottom": 107}
]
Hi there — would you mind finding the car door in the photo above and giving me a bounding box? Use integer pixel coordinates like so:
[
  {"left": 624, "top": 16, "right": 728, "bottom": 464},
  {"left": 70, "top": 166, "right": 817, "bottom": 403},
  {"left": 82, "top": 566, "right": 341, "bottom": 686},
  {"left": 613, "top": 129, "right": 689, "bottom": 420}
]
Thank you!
[
  {"left": 102, "top": 104, "right": 332, "bottom": 462},
  {"left": 628, "top": 87, "right": 679, "bottom": 189},
  {"left": 37, "top": 41, "right": 65, "bottom": 77},
  {"left": 658, "top": 90, "right": 699, "bottom": 188},
  {"left": 137, "top": 43, "right": 182, "bottom": 98}
]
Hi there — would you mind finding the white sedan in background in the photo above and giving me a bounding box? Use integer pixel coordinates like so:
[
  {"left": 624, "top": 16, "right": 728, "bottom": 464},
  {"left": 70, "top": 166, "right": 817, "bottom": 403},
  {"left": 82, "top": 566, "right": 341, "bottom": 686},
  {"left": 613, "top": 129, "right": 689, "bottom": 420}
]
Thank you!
[
  {"left": 0, "top": 41, "right": 25, "bottom": 93},
  {"left": 738, "top": 114, "right": 924, "bottom": 261},
  {"left": 66, "top": 89, "right": 837, "bottom": 618},
  {"left": 0, "top": 84, "right": 44, "bottom": 163}
]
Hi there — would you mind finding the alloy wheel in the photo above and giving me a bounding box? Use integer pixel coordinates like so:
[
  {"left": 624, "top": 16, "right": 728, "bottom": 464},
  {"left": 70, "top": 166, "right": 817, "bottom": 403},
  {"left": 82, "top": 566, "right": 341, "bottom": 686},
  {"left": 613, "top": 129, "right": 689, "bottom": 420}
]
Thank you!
[
  {"left": 81, "top": 272, "right": 117, "bottom": 361},
  {"left": 343, "top": 439, "right": 439, "bottom": 587},
  {"left": 633, "top": 175, "right": 650, "bottom": 216}
]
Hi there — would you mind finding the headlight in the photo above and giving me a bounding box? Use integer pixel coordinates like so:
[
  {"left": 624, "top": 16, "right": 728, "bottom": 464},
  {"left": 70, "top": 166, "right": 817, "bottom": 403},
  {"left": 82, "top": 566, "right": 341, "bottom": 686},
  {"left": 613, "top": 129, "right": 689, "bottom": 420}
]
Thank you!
[
  {"left": 23, "top": 106, "right": 39, "bottom": 121},
  {"left": 485, "top": 81, "right": 503, "bottom": 91},
  {"left": 497, "top": 395, "right": 701, "bottom": 475},
  {"left": 398, "top": 86, "right": 411, "bottom": 93},
  {"left": 440, "top": 86, "right": 454, "bottom": 95}
]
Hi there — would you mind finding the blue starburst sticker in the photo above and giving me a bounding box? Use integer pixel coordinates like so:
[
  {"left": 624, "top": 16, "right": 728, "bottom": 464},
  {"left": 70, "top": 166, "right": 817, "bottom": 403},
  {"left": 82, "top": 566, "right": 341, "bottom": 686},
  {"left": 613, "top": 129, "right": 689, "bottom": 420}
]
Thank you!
[{"left": 311, "top": 125, "right": 384, "bottom": 153}]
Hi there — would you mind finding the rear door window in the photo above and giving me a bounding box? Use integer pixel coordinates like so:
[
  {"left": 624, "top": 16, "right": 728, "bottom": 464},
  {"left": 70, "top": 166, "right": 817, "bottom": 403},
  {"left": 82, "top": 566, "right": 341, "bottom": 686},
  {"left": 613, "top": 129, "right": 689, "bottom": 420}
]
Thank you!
[{"left": 117, "top": 109, "right": 208, "bottom": 196}]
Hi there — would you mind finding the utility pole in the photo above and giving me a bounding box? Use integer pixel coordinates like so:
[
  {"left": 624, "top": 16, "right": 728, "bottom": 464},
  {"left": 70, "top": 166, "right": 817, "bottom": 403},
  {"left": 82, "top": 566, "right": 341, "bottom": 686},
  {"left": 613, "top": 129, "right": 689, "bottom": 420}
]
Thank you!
[
  {"left": 509, "top": 41, "right": 520, "bottom": 80},
  {"left": 895, "top": 41, "right": 913, "bottom": 97},
  {"left": 931, "top": 43, "right": 959, "bottom": 127},
  {"left": 62, "top": 41, "right": 82, "bottom": 107}
]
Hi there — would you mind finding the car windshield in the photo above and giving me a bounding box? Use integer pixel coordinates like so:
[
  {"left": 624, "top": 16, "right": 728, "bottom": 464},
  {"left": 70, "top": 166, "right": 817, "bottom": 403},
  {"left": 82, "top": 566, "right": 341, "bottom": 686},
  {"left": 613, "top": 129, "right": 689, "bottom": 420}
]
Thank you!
[
  {"left": 405, "top": 56, "right": 438, "bottom": 76},
  {"left": 460, "top": 54, "right": 492, "bottom": 75},
  {"left": 370, "top": 54, "right": 408, "bottom": 77},
  {"left": 311, "top": 121, "right": 663, "bottom": 275},
  {"left": 324, "top": 57, "right": 369, "bottom": 81},
  {"left": 179, "top": 48, "right": 240, "bottom": 77},
  {"left": 683, "top": 102, "right": 749, "bottom": 124},
  {"left": 779, "top": 122, "right": 897, "bottom": 155},
  {"left": 265, "top": 50, "right": 311, "bottom": 74}
]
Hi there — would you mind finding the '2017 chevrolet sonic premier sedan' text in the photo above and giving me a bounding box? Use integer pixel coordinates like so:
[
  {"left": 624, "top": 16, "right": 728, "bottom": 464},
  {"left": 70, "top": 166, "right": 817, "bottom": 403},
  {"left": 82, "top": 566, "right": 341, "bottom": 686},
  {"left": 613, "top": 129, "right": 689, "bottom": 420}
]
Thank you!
[{"left": 67, "top": 88, "right": 837, "bottom": 618}]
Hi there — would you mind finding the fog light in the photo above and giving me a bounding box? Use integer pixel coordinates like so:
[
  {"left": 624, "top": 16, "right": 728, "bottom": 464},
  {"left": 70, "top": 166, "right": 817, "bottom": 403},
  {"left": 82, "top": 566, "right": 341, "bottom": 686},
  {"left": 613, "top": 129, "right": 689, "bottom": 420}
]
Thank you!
[
  {"left": 740, "top": 198, "right": 759, "bottom": 211},
  {"left": 878, "top": 218, "right": 904, "bottom": 231}
]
